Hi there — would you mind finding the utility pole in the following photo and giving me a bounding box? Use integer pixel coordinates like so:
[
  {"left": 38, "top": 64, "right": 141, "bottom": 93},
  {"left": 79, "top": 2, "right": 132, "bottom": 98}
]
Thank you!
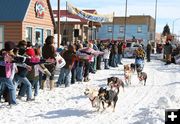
[
  {"left": 172, "top": 18, "right": 180, "bottom": 35},
  {"left": 154, "top": 0, "right": 157, "bottom": 53},
  {"left": 57, "top": 0, "right": 60, "bottom": 48},
  {"left": 124, "top": 0, "right": 128, "bottom": 42},
  {"left": 112, "top": 12, "right": 115, "bottom": 41}
]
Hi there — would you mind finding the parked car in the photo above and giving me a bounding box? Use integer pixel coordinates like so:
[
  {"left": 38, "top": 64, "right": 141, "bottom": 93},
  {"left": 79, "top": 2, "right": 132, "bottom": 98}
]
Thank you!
[{"left": 124, "top": 42, "right": 139, "bottom": 58}]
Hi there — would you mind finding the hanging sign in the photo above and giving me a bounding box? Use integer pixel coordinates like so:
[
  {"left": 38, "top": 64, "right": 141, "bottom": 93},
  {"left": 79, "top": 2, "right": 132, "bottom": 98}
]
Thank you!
[
  {"left": 35, "top": 1, "right": 45, "bottom": 18},
  {"left": 67, "top": 2, "right": 113, "bottom": 22}
]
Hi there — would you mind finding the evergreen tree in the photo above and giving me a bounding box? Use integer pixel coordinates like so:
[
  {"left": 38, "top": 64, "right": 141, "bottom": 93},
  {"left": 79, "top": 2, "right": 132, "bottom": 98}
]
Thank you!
[{"left": 162, "top": 24, "right": 171, "bottom": 36}]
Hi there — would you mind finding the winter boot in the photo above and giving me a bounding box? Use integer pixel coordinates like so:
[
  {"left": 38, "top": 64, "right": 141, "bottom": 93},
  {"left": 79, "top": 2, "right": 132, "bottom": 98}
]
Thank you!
[
  {"left": 41, "top": 80, "right": 46, "bottom": 90},
  {"left": 50, "top": 80, "right": 54, "bottom": 90},
  {"left": 84, "top": 77, "right": 90, "bottom": 82}
]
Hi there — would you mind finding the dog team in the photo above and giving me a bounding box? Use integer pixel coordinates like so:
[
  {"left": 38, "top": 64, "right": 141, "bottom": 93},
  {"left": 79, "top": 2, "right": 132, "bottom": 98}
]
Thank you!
[
  {"left": 124, "top": 63, "right": 147, "bottom": 86},
  {"left": 84, "top": 76, "right": 124, "bottom": 112},
  {"left": 84, "top": 62, "right": 147, "bottom": 112}
]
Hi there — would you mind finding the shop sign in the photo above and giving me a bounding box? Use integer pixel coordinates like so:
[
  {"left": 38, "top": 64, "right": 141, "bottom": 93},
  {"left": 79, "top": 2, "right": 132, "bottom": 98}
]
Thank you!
[{"left": 35, "top": 1, "right": 45, "bottom": 18}]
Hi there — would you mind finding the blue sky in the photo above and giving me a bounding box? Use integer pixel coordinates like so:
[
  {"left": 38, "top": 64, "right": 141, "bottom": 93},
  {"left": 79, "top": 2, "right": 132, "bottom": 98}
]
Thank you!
[{"left": 50, "top": 0, "right": 180, "bottom": 35}]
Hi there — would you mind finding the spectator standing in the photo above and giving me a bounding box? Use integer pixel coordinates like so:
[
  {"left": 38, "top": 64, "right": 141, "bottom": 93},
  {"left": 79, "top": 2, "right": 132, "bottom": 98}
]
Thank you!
[
  {"left": 103, "top": 45, "right": 111, "bottom": 69},
  {"left": 110, "top": 41, "right": 118, "bottom": 67},
  {"left": 164, "top": 37, "right": 173, "bottom": 65},
  {"left": 0, "top": 41, "right": 17, "bottom": 105},
  {"left": 42, "top": 36, "right": 56, "bottom": 90},
  {"left": 146, "top": 42, "right": 152, "bottom": 62},
  {"left": 117, "top": 42, "right": 123, "bottom": 64},
  {"left": 56, "top": 44, "right": 78, "bottom": 87}
]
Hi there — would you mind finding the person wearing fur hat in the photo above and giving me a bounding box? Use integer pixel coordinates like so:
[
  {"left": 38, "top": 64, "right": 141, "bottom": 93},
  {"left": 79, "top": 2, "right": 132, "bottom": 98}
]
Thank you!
[
  {"left": 134, "top": 45, "right": 146, "bottom": 69},
  {"left": 0, "top": 41, "right": 17, "bottom": 105}
]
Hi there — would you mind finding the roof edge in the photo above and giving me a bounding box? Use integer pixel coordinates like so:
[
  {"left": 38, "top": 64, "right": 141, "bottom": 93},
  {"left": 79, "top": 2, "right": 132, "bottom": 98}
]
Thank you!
[{"left": 22, "top": 0, "right": 32, "bottom": 22}]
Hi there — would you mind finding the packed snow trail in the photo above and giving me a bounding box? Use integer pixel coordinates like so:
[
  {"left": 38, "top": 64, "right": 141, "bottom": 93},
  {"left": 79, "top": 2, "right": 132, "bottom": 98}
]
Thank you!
[{"left": 0, "top": 56, "right": 180, "bottom": 124}]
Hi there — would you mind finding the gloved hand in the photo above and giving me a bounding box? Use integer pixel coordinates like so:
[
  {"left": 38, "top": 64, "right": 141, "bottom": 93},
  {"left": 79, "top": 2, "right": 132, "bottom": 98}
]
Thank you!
[{"left": 43, "top": 68, "right": 51, "bottom": 77}]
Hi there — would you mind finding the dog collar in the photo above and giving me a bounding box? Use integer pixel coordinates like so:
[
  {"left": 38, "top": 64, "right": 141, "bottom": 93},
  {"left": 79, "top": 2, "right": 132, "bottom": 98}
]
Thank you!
[{"left": 139, "top": 76, "right": 143, "bottom": 81}]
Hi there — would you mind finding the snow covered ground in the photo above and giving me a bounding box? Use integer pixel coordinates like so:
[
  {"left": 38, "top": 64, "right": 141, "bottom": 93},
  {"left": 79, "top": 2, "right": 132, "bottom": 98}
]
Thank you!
[{"left": 0, "top": 54, "right": 180, "bottom": 124}]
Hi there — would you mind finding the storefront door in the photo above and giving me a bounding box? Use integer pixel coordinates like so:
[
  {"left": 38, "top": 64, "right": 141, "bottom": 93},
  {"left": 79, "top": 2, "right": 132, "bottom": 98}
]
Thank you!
[
  {"left": 0, "top": 26, "right": 4, "bottom": 49},
  {"left": 35, "top": 28, "right": 43, "bottom": 44}
]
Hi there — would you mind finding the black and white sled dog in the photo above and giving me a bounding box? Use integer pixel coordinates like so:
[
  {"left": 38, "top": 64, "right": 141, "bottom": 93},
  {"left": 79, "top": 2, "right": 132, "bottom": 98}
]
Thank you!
[
  {"left": 107, "top": 77, "right": 124, "bottom": 94},
  {"left": 130, "top": 63, "right": 136, "bottom": 73},
  {"left": 98, "top": 87, "right": 118, "bottom": 112}
]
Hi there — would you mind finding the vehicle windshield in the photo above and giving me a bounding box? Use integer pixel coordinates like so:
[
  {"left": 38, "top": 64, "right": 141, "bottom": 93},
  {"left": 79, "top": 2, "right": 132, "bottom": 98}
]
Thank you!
[
  {"left": 126, "top": 42, "right": 139, "bottom": 47},
  {"left": 133, "top": 44, "right": 139, "bottom": 47},
  {"left": 126, "top": 43, "right": 132, "bottom": 47}
]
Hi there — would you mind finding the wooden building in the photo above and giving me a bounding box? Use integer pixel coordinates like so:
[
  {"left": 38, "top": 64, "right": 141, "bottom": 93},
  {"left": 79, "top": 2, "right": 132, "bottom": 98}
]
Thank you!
[
  {"left": 53, "top": 9, "right": 101, "bottom": 45},
  {"left": 0, "top": 0, "right": 55, "bottom": 49}
]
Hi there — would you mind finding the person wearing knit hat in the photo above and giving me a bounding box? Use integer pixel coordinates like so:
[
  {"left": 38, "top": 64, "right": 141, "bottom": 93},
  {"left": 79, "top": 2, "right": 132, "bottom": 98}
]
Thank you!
[
  {"left": 26, "top": 48, "right": 35, "bottom": 57},
  {"left": 4, "top": 41, "right": 16, "bottom": 63},
  {"left": 5, "top": 41, "right": 16, "bottom": 51}
]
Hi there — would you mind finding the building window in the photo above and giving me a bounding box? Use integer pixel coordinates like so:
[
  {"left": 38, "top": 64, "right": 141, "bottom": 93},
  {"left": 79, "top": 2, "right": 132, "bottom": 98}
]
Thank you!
[
  {"left": 47, "top": 29, "right": 51, "bottom": 36},
  {"left": 150, "top": 33, "right": 153, "bottom": 40},
  {"left": 26, "top": 27, "right": 32, "bottom": 42},
  {"left": 137, "top": 26, "right": 142, "bottom": 33},
  {"left": 120, "top": 26, "right": 124, "bottom": 33},
  {"left": 35, "top": 28, "right": 43, "bottom": 44},
  {"left": 108, "top": 26, "right": 112, "bottom": 32}
]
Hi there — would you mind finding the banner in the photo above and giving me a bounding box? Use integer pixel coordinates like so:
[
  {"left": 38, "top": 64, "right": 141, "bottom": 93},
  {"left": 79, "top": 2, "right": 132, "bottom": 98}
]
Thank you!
[{"left": 67, "top": 2, "right": 113, "bottom": 22}]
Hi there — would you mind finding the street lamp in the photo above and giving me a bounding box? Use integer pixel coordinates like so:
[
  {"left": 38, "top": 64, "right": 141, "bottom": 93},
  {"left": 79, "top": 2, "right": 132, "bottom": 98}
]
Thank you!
[{"left": 172, "top": 18, "right": 180, "bottom": 35}]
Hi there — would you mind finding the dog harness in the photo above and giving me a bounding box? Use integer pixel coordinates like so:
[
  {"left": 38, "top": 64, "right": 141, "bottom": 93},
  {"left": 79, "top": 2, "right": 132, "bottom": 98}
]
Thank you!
[
  {"left": 111, "top": 83, "right": 119, "bottom": 88},
  {"left": 139, "top": 76, "right": 143, "bottom": 81},
  {"left": 89, "top": 97, "right": 96, "bottom": 107},
  {"left": 124, "top": 74, "right": 129, "bottom": 79}
]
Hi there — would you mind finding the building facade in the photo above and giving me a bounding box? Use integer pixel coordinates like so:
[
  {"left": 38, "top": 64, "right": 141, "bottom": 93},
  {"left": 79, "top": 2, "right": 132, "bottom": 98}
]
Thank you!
[
  {"left": 0, "top": 0, "right": 55, "bottom": 49},
  {"left": 97, "top": 15, "right": 155, "bottom": 46},
  {"left": 53, "top": 10, "right": 101, "bottom": 45}
]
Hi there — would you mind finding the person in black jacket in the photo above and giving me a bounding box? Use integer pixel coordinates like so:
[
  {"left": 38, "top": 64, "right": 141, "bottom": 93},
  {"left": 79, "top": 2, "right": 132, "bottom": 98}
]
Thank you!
[
  {"left": 42, "top": 36, "right": 56, "bottom": 90},
  {"left": 117, "top": 42, "right": 123, "bottom": 64},
  {"left": 14, "top": 40, "right": 34, "bottom": 101},
  {"left": 164, "top": 41, "right": 173, "bottom": 65},
  {"left": 146, "top": 43, "right": 152, "bottom": 62},
  {"left": 110, "top": 41, "right": 118, "bottom": 67}
]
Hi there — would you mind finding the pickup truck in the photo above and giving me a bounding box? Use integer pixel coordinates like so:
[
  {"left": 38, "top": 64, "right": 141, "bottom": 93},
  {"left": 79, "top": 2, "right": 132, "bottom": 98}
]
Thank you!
[{"left": 124, "top": 42, "right": 139, "bottom": 58}]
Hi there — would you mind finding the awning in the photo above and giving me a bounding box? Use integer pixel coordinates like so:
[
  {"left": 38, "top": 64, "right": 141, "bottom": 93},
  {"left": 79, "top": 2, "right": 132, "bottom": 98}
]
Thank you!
[{"left": 88, "top": 21, "right": 101, "bottom": 28}]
